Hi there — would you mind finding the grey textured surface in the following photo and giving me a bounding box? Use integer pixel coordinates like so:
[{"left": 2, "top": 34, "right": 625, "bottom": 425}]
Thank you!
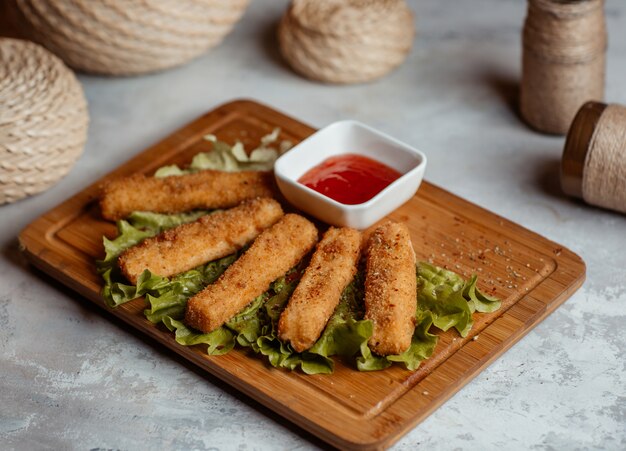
[{"left": 2, "top": 0, "right": 625, "bottom": 450}]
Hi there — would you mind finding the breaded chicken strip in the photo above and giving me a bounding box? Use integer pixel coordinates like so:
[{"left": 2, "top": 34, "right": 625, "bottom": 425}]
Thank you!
[
  {"left": 185, "top": 214, "right": 318, "bottom": 333},
  {"left": 278, "top": 227, "right": 361, "bottom": 352},
  {"left": 364, "top": 221, "right": 417, "bottom": 356},
  {"left": 100, "top": 170, "right": 275, "bottom": 220},
  {"left": 118, "top": 198, "right": 283, "bottom": 284}
]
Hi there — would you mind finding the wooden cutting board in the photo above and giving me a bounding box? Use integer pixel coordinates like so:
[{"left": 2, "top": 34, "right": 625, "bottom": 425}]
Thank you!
[{"left": 19, "top": 100, "right": 585, "bottom": 450}]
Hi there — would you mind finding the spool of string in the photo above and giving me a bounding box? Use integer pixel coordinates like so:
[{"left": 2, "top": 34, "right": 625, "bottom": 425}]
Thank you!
[
  {"left": 561, "top": 102, "right": 626, "bottom": 214},
  {"left": 521, "top": 0, "right": 607, "bottom": 135},
  {"left": 278, "top": 0, "right": 415, "bottom": 84}
]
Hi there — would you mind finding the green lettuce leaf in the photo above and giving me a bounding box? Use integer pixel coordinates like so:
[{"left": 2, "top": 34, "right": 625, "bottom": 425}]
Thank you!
[
  {"left": 228, "top": 266, "right": 338, "bottom": 375},
  {"left": 385, "top": 312, "right": 438, "bottom": 370},
  {"left": 256, "top": 335, "right": 335, "bottom": 375},
  {"left": 356, "top": 262, "right": 499, "bottom": 371},
  {"left": 153, "top": 165, "right": 186, "bottom": 177},
  {"left": 101, "top": 220, "right": 153, "bottom": 264},
  {"left": 356, "top": 313, "right": 438, "bottom": 372},
  {"left": 154, "top": 129, "right": 291, "bottom": 177},
  {"left": 103, "top": 269, "right": 170, "bottom": 308},
  {"left": 162, "top": 317, "right": 235, "bottom": 355},
  {"left": 225, "top": 293, "right": 268, "bottom": 348},
  {"left": 416, "top": 262, "right": 474, "bottom": 337},
  {"left": 124, "top": 210, "right": 208, "bottom": 232},
  {"left": 143, "top": 255, "right": 236, "bottom": 323},
  {"left": 464, "top": 275, "right": 502, "bottom": 313},
  {"left": 309, "top": 275, "right": 371, "bottom": 359}
]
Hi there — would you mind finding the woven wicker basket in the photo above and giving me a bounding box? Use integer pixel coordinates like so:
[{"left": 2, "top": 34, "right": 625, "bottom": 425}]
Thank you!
[
  {"left": 0, "top": 38, "right": 88, "bottom": 205},
  {"left": 11, "top": 0, "right": 250, "bottom": 76},
  {"left": 279, "top": 0, "right": 415, "bottom": 84}
]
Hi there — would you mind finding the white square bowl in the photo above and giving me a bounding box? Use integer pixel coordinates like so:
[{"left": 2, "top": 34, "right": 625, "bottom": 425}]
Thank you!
[{"left": 274, "top": 120, "right": 427, "bottom": 229}]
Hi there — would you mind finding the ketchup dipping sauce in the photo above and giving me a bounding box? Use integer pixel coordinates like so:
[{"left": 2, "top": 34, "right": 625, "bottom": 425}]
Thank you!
[{"left": 298, "top": 154, "right": 402, "bottom": 205}]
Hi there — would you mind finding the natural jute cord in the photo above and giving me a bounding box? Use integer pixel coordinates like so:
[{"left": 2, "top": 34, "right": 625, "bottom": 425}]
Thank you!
[
  {"left": 0, "top": 38, "right": 88, "bottom": 205},
  {"left": 11, "top": 0, "right": 249, "bottom": 76},
  {"left": 278, "top": 0, "right": 415, "bottom": 84},
  {"left": 582, "top": 104, "right": 626, "bottom": 214},
  {"left": 520, "top": 0, "right": 607, "bottom": 135}
]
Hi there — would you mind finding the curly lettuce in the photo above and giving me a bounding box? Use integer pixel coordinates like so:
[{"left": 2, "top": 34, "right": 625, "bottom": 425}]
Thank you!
[
  {"left": 154, "top": 129, "right": 291, "bottom": 177},
  {"left": 99, "top": 209, "right": 500, "bottom": 374},
  {"left": 97, "top": 137, "right": 501, "bottom": 374}
]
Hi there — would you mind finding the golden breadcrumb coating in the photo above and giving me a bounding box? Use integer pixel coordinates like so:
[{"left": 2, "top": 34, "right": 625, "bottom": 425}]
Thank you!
[
  {"left": 185, "top": 214, "right": 318, "bottom": 333},
  {"left": 278, "top": 227, "right": 361, "bottom": 352},
  {"left": 364, "top": 221, "right": 417, "bottom": 356},
  {"left": 100, "top": 170, "right": 275, "bottom": 220},
  {"left": 118, "top": 198, "right": 283, "bottom": 284}
]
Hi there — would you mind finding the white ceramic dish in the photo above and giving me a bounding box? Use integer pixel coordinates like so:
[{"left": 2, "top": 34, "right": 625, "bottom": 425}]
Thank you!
[{"left": 274, "top": 120, "right": 427, "bottom": 229}]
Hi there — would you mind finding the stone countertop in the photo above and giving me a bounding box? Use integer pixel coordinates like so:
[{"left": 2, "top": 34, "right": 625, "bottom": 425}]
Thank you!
[{"left": 2, "top": 0, "right": 625, "bottom": 449}]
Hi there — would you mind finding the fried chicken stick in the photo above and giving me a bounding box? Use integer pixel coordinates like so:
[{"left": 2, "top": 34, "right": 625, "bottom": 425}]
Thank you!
[
  {"left": 185, "top": 214, "right": 318, "bottom": 333},
  {"left": 278, "top": 227, "right": 361, "bottom": 352},
  {"left": 100, "top": 170, "right": 275, "bottom": 220},
  {"left": 118, "top": 198, "right": 283, "bottom": 284},
  {"left": 364, "top": 221, "right": 417, "bottom": 356}
]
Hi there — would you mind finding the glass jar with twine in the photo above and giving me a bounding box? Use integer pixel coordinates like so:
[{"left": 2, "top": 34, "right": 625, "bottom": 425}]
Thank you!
[
  {"left": 520, "top": 0, "right": 607, "bottom": 135},
  {"left": 561, "top": 101, "right": 626, "bottom": 214}
]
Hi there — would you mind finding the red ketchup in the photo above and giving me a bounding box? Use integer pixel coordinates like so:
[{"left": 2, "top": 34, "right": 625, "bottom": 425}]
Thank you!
[{"left": 298, "top": 154, "right": 402, "bottom": 205}]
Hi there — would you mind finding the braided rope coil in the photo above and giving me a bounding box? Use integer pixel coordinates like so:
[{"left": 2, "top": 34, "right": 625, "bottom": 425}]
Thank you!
[
  {"left": 278, "top": 0, "right": 415, "bottom": 84},
  {"left": 0, "top": 38, "right": 88, "bottom": 205},
  {"left": 12, "top": 0, "right": 250, "bottom": 76}
]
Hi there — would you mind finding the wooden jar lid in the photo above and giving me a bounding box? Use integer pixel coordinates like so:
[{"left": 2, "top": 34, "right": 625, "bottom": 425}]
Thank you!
[{"left": 561, "top": 101, "right": 607, "bottom": 198}]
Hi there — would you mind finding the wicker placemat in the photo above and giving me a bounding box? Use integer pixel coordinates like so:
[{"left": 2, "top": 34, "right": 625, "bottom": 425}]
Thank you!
[
  {"left": 279, "top": 0, "right": 415, "bottom": 84},
  {"left": 11, "top": 0, "right": 250, "bottom": 76},
  {"left": 0, "top": 38, "right": 89, "bottom": 205}
]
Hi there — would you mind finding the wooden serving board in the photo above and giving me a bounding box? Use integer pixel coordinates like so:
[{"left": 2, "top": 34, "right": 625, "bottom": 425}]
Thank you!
[{"left": 19, "top": 100, "right": 585, "bottom": 450}]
